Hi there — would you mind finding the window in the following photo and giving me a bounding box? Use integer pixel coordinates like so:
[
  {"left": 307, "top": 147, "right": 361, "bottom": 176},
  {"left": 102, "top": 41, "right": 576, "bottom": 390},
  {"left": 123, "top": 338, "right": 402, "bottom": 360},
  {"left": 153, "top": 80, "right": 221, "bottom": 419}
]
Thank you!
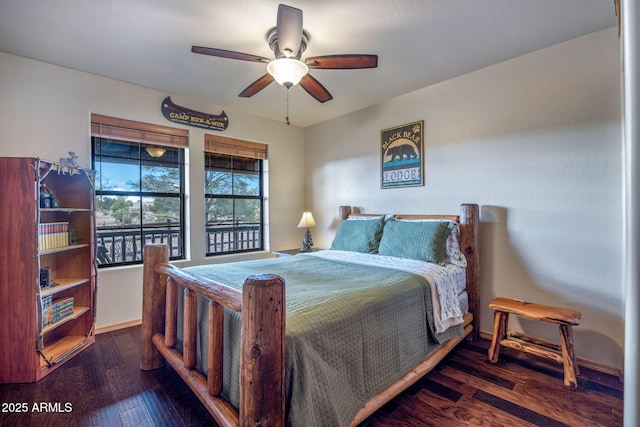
[
  {"left": 91, "top": 114, "right": 188, "bottom": 267},
  {"left": 204, "top": 134, "right": 266, "bottom": 255}
]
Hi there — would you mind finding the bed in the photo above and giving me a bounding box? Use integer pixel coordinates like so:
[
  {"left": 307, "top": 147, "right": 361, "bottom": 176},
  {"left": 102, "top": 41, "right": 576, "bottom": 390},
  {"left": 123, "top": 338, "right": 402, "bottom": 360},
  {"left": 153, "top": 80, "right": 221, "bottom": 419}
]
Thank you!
[{"left": 141, "top": 203, "right": 480, "bottom": 427}]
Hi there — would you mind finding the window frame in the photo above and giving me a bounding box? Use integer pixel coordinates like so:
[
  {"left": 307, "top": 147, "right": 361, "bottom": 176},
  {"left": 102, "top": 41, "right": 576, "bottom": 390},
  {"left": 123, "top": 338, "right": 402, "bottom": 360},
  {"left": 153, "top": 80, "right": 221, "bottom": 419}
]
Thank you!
[
  {"left": 204, "top": 152, "right": 265, "bottom": 256},
  {"left": 90, "top": 115, "right": 188, "bottom": 268}
]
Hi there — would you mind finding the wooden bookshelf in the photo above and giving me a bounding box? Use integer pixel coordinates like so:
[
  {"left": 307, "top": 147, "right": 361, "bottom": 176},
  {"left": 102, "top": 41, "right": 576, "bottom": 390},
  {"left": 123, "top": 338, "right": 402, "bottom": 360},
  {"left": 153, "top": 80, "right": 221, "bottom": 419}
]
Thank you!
[
  {"left": 39, "top": 335, "right": 91, "bottom": 368},
  {"left": 0, "top": 157, "right": 96, "bottom": 383}
]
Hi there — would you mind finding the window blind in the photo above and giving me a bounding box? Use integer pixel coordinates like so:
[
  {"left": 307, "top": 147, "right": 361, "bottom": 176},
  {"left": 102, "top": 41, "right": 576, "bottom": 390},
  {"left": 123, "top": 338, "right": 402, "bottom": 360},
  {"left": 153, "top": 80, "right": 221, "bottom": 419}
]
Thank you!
[
  {"left": 204, "top": 134, "right": 267, "bottom": 160},
  {"left": 91, "top": 114, "right": 188, "bottom": 148}
]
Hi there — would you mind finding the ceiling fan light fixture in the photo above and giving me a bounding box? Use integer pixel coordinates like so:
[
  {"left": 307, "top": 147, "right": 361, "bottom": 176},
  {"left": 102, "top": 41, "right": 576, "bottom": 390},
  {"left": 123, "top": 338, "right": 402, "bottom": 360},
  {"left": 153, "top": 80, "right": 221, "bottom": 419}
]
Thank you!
[
  {"left": 192, "top": 5, "right": 377, "bottom": 103},
  {"left": 145, "top": 147, "right": 166, "bottom": 158},
  {"left": 267, "top": 58, "right": 308, "bottom": 87}
]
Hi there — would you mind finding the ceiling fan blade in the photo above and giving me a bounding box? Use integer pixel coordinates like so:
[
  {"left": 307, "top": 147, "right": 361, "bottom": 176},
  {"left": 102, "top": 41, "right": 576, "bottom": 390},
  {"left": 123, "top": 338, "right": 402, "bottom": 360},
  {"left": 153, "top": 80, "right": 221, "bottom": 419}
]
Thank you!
[
  {"left": 192, "top": 46, "right": 270, "bottom": 63},
  {"left": 277, "top": 4, "right": 303, "bottom": 57},
  {"left": 306, "top": 54, "right": 378, "bottom": 69},
  {"left": 239, "top": 74, "right": 275, "bottom": 97},
  {"left": 299, "top": 74, "right": 333, "bottom": 103}
]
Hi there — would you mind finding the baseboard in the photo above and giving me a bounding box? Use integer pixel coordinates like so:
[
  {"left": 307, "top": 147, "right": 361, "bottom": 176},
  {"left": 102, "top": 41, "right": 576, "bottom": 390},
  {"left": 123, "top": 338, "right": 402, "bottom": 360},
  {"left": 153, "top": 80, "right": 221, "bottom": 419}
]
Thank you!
[
  {"left": 479, "top": 330, "right": 623, "bottom": 381},
  {"left": 96, "top": 318, "right": 142, "bottom": 335}
]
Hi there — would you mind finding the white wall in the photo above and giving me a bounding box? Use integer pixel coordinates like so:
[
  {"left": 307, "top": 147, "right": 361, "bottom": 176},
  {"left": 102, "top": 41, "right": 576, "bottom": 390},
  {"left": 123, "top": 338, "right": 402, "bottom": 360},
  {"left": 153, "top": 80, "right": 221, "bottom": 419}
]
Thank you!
[
  {"left": 0, "top": 52, "right": 306, "bottom": 329},
  {"left": 305, "top": 27, "right": 623, "bottom": 369}
]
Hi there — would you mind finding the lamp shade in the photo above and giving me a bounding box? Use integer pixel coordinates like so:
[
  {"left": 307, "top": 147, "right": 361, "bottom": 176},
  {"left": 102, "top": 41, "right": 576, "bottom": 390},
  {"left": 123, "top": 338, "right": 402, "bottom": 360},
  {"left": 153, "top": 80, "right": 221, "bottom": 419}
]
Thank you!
[
  {"left": 267, "top": 58, "right": 309, "bottom": 87},
  {"left": 297, "top": 212, "right": 317, "bottom": 228}
]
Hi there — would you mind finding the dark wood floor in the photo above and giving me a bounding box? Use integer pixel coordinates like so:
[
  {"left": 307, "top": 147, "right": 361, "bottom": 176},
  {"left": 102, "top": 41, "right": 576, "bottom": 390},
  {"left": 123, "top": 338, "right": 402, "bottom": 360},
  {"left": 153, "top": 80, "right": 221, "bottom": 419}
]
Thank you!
[{"left": 0, "top": 325, "right": 623, "bottom": 427}]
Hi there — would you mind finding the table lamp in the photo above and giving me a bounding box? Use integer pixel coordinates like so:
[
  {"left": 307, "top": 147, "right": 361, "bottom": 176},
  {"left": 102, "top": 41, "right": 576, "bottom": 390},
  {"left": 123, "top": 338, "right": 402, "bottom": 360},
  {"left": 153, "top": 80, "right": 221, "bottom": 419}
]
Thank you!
[{"left": 297, "top": 211, "right": 317, "bottom": 252}]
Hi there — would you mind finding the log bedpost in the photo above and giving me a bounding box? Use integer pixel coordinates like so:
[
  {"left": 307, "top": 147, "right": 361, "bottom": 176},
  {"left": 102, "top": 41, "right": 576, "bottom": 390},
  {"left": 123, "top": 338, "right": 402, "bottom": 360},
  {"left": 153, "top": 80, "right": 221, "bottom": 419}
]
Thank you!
[
  {"left": 239, "top": 274, "right": 286, "bottom": 427},
  {"left": 339, "top": 205, "right": 352, "bottom": 220},
  {"left": 141, "top": 244, "right": 169, "bottom": 370},
  {"left": 183, "top": 288, "right": 198, "bottom": 370},
  {"left": 460, "top": 204, "right": 480, "bottom": 341}
]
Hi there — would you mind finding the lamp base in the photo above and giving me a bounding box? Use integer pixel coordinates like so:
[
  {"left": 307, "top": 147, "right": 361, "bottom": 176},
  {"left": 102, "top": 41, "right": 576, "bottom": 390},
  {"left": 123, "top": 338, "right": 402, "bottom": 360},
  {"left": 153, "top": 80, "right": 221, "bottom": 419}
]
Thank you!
[{"left": 301, "top": 228, "right": 314, "bottom": 252}]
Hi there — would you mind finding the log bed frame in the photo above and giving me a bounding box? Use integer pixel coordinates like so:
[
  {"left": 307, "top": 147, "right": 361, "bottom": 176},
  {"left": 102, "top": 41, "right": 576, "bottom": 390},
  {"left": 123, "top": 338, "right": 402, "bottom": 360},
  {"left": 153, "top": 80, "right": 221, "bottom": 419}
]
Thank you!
[{"left": 141, "top": 203, "right": 480, "bottom": 427}]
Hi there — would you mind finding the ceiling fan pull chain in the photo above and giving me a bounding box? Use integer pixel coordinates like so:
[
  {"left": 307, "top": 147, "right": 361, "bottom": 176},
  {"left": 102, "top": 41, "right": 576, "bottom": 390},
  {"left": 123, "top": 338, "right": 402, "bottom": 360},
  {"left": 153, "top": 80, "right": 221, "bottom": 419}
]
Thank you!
[{"left": 286, "top": 87, "right": 291, "bottom": 126}]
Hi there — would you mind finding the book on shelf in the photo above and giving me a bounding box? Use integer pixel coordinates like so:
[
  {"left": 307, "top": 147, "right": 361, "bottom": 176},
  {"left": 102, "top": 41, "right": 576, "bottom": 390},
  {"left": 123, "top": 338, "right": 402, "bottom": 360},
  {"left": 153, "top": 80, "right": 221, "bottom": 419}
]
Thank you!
[
  {"left": 41, "top": 296, "right": 74, "bottom": 328},
  {"left": 38, "top": 222, "right": 70, "bottom": 250}
]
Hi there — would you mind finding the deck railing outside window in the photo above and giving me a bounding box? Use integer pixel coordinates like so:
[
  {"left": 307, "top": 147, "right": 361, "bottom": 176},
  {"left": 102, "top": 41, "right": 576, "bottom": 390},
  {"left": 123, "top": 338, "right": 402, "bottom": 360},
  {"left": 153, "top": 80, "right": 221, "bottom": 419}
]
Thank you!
[
  {"left": 96, "top": 224, "right": 261, "bottom": 265},
  {"left": 205, "top": 223, "right": 262, "bottom": 254}
]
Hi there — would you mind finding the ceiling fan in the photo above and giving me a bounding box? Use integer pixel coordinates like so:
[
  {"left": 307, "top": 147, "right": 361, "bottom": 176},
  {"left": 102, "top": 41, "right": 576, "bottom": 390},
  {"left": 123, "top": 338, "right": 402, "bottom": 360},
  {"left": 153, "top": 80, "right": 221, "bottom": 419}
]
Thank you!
[{"left": 191, "top": 4, "right": 378, "bottom": 103}]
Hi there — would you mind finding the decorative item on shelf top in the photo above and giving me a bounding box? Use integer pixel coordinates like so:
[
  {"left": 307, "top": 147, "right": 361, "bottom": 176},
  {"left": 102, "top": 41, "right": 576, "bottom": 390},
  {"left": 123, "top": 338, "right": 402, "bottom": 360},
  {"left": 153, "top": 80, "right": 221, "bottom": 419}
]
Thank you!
[
  {"left": 39, "top": 183, "right": 59, "bottom": 208},
  {"left": 57, "top": 151, "right": 79, "bottom": 175},
  {"left": 297, "top": 211, "right": 317, "bottom": 252},
  {"left": 68, "top": 227, "right": 78, "bottom": 245},
  {"left": 39, "top": 267, "right": 55, "bottom": 289}
]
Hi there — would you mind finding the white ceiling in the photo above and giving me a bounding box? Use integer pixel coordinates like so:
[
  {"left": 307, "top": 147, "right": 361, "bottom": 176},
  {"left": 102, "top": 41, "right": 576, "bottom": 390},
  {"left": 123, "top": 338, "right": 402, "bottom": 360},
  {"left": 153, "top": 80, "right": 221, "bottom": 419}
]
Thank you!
[{"left": 0, "top": 0, "right": 616, "bottom": 127}]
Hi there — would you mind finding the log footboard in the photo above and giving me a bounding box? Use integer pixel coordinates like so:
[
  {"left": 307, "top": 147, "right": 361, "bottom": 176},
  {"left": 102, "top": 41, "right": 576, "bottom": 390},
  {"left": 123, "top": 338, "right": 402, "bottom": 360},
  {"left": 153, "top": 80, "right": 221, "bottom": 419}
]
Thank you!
[{"left": 141, "top": 244, "right": 285, "bottom": 427}]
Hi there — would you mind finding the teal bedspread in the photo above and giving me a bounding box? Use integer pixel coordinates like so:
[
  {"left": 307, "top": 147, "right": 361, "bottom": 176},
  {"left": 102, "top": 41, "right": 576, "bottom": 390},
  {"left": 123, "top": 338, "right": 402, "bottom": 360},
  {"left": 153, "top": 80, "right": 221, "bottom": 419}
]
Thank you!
[{"left": 176, "top": 254, "right": 463, "bottom": 427}]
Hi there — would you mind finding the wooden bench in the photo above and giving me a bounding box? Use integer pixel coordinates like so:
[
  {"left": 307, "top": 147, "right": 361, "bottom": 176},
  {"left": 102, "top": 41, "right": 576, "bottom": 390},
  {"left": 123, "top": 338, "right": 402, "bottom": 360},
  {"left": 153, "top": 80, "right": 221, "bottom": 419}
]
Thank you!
[{"left": 488, "top": 297, "right": 581, "bottom": 390}]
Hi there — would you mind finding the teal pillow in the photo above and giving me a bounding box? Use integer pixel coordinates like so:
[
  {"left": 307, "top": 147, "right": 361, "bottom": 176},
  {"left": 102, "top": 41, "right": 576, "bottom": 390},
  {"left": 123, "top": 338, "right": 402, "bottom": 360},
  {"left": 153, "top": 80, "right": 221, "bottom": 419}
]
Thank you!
[
  {"left": 378, "top": 220, "right": 454, "bottom": 265},
  {"left": 330, "top": 216, "right": 385, "bottom": 253}
]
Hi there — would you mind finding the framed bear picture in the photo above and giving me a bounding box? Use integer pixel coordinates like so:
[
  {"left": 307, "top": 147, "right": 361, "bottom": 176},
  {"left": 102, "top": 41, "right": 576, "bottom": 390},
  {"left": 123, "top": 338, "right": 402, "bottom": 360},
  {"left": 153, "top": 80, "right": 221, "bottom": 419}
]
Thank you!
[{"left": 380, "top": 120, "right": 424, "bottom": 188}]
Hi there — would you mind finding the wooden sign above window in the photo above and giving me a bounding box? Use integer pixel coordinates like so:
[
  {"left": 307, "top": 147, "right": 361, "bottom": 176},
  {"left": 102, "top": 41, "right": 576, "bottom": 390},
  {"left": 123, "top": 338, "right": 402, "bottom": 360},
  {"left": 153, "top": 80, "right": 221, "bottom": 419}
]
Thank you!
[{"left": 161, "top": 96, "right": 228, "bottom": 131}]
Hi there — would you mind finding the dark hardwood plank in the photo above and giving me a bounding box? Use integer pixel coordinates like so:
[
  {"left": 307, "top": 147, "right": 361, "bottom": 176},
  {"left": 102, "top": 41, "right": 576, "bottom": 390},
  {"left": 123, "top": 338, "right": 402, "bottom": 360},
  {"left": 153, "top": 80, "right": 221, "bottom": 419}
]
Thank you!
[
  {"left": 398, "top": 368, "right": 540, "bottom": 427},
  {"left": 414, "top": 378, "right": 463, "bottom": 403},
  {"left": 436, "top": 363, "right": 603, "bottom": 427},
  {"left": 119, "top": 403, "right": 154, "bottom": 427},
  {"left": 90, "top": 404, "right": 124, "bottom": 427},
  {"left": 366, "top": 339, "right": 623, "bottom": 427},
  {"left": 0, "top": 326, "right": 623, "bottom": 427},
  {"left": 140, "top": 389, "right": 187, "bottom": 427},
  {"left": 418, "top": 388, "right": 540, "bottom": 427},
  {"left": 472, "top": 389, "right": 570, "bottom": 427},
  {"left": 95, "top": 330, "right": 125, "bottom": 371}
]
